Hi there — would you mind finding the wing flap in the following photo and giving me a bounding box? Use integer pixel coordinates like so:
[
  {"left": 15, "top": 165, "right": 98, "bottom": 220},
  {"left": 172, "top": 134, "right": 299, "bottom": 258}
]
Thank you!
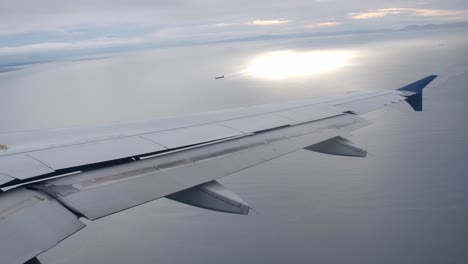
[
  {"left": 30, "top": 114, "right": 368, "bottom": 220},
  {"left": 0, "top": 188, "right": 85, "bottom": 264}
]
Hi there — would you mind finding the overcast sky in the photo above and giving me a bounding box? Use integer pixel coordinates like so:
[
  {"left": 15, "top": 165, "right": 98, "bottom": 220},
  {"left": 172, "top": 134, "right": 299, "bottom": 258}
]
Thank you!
[{"left": 1, "top": 0, "right": 467, "bottom": 58}]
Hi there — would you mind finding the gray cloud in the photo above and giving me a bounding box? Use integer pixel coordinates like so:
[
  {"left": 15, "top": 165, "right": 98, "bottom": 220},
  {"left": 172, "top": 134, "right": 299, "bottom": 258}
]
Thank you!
[
  {"left": 349, "top": 7, "right": 468, "bottom": 20},
  {"left": 0, "top": 0, "right": 466, "bottom": 33},
  {"left": 0, "top": 0, "right": 467, "bottom": 60}
]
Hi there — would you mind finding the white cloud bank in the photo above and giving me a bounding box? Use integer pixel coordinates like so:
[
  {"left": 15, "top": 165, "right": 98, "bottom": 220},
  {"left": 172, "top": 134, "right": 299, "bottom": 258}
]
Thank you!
[
  {"left": 250, "top": 19, "right": 291, "bottom": 25},
  {"left": 349, "top": 7, "right": 468, "bottom": 20}
]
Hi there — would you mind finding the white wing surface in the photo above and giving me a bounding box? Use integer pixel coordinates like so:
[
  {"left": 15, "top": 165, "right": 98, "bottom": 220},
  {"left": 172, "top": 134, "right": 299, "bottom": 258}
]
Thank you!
[{"left": 0, "top": 75, "right": 437, "bottom": 264}]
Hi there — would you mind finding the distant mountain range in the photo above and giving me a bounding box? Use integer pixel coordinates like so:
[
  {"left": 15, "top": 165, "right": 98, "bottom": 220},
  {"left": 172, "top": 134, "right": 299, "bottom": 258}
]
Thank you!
[
  {"left": 399, "top": 21, "right": 468, "bottom": 31},
  {"left": 209, "top": 21, "right": 468, "bottom": 45}
]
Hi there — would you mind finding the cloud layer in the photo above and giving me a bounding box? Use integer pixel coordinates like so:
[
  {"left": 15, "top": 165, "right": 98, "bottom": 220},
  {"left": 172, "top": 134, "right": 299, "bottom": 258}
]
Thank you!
[
  {"left": 0, "top": 0, "right": 467, "bottom": 60},
  {"left": 349, "top": 7, "right": 467, "bottom": 20}
]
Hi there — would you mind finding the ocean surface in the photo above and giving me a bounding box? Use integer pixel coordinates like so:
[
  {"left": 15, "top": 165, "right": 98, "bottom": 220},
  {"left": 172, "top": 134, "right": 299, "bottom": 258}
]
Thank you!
[{"left": 1, "top": 28, "right": 467, "bottom": 264}]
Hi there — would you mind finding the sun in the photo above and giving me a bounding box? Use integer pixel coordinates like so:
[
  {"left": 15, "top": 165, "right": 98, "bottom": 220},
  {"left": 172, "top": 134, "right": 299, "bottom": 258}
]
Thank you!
[{"left": 246, "top": 50, "right": 354, "bottom": 79}]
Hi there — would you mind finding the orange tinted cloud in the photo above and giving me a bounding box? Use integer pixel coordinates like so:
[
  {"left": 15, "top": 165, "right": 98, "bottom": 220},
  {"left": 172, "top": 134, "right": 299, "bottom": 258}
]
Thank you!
[
  {"left": 305, "top": 21, "right": 342, "bottom": 28},
  {"left": 349, "top": 8, "right": 465, "bottom": 20},
  {"left": 250, "top": 19, "right": 290, "bottom": 25}
]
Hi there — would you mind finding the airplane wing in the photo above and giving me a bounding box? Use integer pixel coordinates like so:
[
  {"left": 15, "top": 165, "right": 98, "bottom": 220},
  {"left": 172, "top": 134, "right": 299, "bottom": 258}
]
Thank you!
[{"left": 0, "top": 75, "right": 437, "bottom": 264}]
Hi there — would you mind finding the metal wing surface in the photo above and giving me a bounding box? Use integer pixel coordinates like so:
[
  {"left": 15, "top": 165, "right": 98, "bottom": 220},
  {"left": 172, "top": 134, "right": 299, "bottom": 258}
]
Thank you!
[{"left": 0, "top": 75, "right": 437, "bottom": 264}]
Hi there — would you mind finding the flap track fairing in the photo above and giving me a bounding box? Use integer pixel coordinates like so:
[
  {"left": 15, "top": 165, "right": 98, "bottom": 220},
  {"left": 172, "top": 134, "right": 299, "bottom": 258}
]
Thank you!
[
  {"left": 166, "top": 181, "right": 250, "bottom": 215},
  {"left": 305, "top": 136, "right": 367, "bottom": 157}
]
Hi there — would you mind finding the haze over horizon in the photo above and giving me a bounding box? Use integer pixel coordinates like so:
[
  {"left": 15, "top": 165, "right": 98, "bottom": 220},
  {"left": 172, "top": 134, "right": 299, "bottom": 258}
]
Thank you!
[{"left": 1, "top": 0, "right": 468, "bottom": 62}]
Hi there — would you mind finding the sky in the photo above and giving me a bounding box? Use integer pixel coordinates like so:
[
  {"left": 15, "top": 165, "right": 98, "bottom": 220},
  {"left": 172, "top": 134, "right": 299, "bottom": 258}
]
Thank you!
[{"left": 1, "top": 0, "right": 468, "bottom": 60}]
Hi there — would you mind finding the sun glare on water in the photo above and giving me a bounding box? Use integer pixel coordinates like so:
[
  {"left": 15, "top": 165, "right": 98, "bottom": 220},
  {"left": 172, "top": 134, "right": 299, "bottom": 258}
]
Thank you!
[{"left": 246, "top": 50, "right": 354, "bottom": 79}]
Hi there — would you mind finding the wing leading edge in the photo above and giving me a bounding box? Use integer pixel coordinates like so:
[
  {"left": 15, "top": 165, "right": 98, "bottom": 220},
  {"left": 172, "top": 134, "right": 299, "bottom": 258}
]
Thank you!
[{"left": 0, "top": 75, "right": 437, "bottom": 264}]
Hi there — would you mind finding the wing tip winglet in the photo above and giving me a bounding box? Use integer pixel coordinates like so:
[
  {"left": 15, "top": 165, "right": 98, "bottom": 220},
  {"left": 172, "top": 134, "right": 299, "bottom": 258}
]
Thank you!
[
  {"left": 397, "top": 75, "right": 437, "bottom": 94},
  {"left": 397, "top": 75, "right": 437, "bottom": 111}
]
